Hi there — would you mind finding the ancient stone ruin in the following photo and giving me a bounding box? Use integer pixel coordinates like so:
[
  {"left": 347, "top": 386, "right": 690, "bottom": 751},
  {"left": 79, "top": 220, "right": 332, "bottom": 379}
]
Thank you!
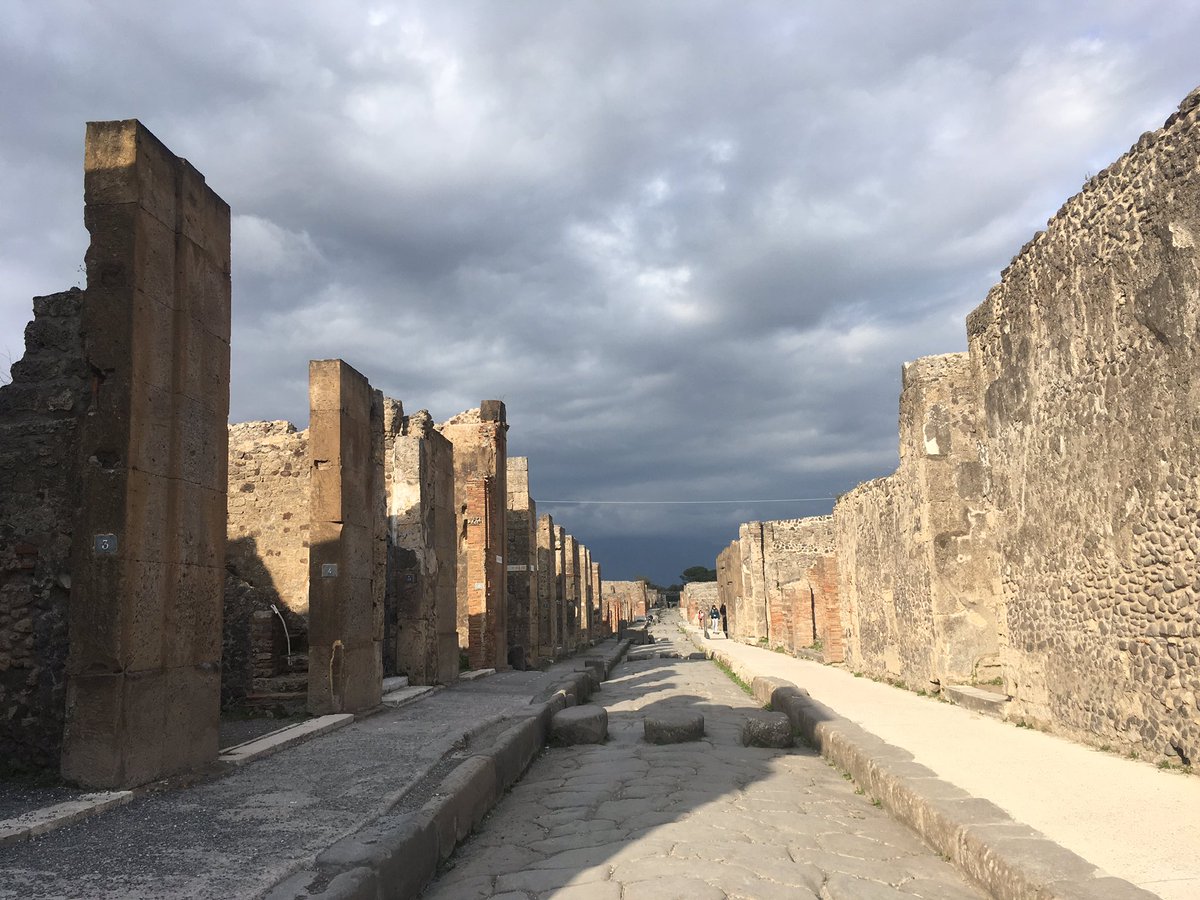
[
  {"left": 0, "top": 120, "right": 231, "bottom": 788},
  {"left": 1, "top": 120, "right": 615, "bottom": 789},
  {"left": 719, "top": 87, "right": 1200, "bottom": 764},
  {"left": 715, "top": 517, "right": 843, "bottom": 662}
]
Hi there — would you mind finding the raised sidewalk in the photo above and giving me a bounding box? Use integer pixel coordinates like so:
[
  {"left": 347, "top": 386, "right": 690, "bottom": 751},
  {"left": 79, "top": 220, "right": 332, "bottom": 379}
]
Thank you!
[{"left": 684, "top": 620, "right": 1199, "bottom": 900}]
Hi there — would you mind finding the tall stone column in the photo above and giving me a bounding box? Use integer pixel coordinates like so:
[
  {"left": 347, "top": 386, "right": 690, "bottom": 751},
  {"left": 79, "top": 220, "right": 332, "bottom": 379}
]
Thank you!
[
  {"left": 535, "top": 515, "right": 558, "bottom": 662},
  {"left": 60, "top": 120, "right": 230, "bottom": 788},
  {"left": 505, "top": 457, "right": 536, "bottom": 668},
  {"left": 306, "top": 359, "right": 384, "bottom": 714},
  {"left": 563, "top": 534, "right": 580, "bottom": 650},
  {"left": 388, "top": 409, "right": 457, "bottom": 685},
  {"left": 438, "top": 402, "right": 508, "bottom": 669}
]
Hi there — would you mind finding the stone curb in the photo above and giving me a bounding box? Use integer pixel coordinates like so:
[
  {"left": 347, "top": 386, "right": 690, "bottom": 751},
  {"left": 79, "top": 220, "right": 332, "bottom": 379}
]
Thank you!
[
  {"left": 0, "top": 790, "right": 135, "bottom": 847},
  {"left": 218, "top": 713, "right": 356, "bottom": 767},
  {"left": 688, "top": 632, "right": 1157, "bottom": 900},
  {"left": 266, "top": 638, "right": 633, "bottom": 900}
]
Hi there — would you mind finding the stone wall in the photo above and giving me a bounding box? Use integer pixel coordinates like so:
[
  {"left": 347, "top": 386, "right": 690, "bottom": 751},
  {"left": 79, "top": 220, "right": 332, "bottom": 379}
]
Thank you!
[
  {"left": 226, "top": 421, "right": 310, "bottom": 615},
  {"left": 835, "top": 352, "right": 1002, "bottom": 689},
  {"left": 0, "top": 289, "right": 87, "bottom": 771},
  {"left": 965, "top": 88, "right": 1200, "bottom": 760}
]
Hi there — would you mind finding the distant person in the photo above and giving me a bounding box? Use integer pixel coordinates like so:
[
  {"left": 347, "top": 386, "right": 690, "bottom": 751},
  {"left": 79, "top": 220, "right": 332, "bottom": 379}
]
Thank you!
[{"left": 719, "top": 603, "right": 728, "bottom": 635}]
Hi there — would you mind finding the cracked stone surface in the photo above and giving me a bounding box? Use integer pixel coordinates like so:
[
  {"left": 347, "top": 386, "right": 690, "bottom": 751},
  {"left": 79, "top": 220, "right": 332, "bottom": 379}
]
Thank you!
[{"left": 422, "top": 624, "right": 985, "bottom": 899}]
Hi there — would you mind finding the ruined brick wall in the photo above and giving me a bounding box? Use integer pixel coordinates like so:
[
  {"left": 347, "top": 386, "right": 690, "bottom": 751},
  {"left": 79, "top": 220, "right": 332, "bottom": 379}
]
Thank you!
[
  {"left": 506, "top": 457, "right": 536, "bottom": 667},
  {"left": 602, "top": 581, "right": 647, "bottom": 629},
  {"left": 759, "top": 516, "right": 836, "bottom": 653},
  {"left": 535, "top": 514, "right": 557, "bottom": 660},
  {"left": 809, "top": 556, "right": 845, "bottom": 663},
  {"left": 388, "top": 409, "right": 457, "bottom": 685},
  {"left": 438, "top": 402, "right": 507, "bottom": 668},
  {"left": 0, "top": 289, "right": 87, "bottom": 771},
  {"left": 226, "top": 421, "right": 310, "bottom": 613},
  {"left": 835, "top": 353, "right": 1000, "bottom": 690},
  {"left": 967, "top": 89, "right": 1200, "bottom": 760}
]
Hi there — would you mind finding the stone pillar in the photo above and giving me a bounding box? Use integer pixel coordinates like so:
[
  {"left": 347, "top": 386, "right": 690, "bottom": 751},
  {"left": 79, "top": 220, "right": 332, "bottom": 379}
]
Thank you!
[
  {"left": 438, "top": 402, "right": 507, "bottom": 669},
  {"left": 505, "top": 457, "right": 536, "bottom": 669},
  {"left": 388, "top": 409, "right": 457, "bottom": 685},
  {"left": 578, "top": 544, "right": 592, "bottom": 642},
  {"left": 306, "top": 360, "right": 384, "bottom": 714},
  {"left": 59, "top": 120, "right": 231, "bottom": 788},
  {"left": 553, "top": 525, "right": 568, "bottom": 654},
  {"left": 563, "top": 534, "right": 580, "bottom": 650},
  {"left": 591, "top": 561, "right": 602, "bottom": 637},
  {"left": 535, "top": 514, "right": 558, "bottom": 662}
]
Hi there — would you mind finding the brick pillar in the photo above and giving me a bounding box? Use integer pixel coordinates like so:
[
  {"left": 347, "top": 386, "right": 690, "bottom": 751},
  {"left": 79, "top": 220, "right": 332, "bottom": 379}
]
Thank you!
[
  {"left": 306, "top": 360, "right": 384, "bottom": 714},
  {"left": 553, "top": 525, "right": 567, "bottom": 653},
  {"left": 60, "top": 120, "right": 231, "bottom": 788}
]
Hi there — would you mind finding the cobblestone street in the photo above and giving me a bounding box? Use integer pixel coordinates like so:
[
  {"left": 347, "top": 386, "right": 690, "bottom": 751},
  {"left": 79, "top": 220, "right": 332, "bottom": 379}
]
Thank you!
[{"left": 422, "top": 626, "right": 985, "bottom": 899}]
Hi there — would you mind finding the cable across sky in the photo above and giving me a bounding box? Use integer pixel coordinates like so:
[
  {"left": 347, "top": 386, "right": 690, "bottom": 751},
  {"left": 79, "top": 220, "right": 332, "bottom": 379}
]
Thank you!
[{"left": 537, "top": 497, "right": 837, "bottom": 505}]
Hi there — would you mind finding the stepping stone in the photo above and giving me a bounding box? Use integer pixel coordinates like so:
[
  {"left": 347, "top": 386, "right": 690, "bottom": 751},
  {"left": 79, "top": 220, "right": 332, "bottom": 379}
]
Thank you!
[
  {"left": 644, "top": 711, "right": 704, "bottom": 744},
  {"left": 581, "top": 657, "right": 607, "bottom": 680},
  {"left": 741, "top": 711, "right": 793, "bottom": 748},
  {"left": 550, "top": 704, "right": 608, "bottom": 745}
]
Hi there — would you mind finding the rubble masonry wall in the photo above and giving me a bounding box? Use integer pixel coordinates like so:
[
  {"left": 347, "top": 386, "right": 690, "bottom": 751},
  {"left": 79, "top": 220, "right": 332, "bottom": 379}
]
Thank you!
[{"left": 967, "top": 89, "right": 1200, "bottom": 759}]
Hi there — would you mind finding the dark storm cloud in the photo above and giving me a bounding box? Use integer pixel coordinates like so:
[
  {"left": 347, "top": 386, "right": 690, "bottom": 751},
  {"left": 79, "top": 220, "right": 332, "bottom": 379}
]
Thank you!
[{"left": 2, "top": 1, "right": 1199, "bottom": 583}]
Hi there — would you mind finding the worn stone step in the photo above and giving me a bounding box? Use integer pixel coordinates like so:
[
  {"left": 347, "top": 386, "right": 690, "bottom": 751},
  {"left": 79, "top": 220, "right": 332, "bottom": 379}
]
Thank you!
[{"left": 942, "top": 684, "right": 1010, "bottom": 718}]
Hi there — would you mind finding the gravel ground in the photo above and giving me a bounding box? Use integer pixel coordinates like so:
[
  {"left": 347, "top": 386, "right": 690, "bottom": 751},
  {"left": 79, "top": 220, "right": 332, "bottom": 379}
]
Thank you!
[
  {"left": 0, "top": 663, "right": 565, "bottom": 899},
  {"left": 218, "top": 714, "right": 307, "bottom": 751},
  {"left": 0, "top": 779, "right": 86, "bottom": 822}
]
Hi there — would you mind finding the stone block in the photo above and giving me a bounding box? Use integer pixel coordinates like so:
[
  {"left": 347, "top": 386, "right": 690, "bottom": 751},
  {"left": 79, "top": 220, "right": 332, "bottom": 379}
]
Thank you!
[
  {"left": 550, "top": 704, "right": 608, "bottom": 745},
  {"left": 740, "top": 711, "right": 793, "bottom": 748},
  {"left": 644, "top": 711, "right": 704, "bottom": 744}
]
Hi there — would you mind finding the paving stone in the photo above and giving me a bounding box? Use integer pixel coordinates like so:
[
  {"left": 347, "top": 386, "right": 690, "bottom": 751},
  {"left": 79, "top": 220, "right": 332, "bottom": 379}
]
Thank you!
[
  {"left": 545, "top": 882, "right": 622, "bottom": 900},
  {"left": 643, "top": 710, "right": 705, "bottom": 744},
  {"left": 620, "top": 876, "right": 728, "bottom": 899},
  {"left": 823, "top": 872, "right": 916, "bottom": 899},
  {"left": 421, "top": 624, "right": 985, "bottom": 900}
]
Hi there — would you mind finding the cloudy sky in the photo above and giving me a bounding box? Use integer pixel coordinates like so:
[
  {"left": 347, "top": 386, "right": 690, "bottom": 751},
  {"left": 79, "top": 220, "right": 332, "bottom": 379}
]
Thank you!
[{"left": 2, "top": 2, "right": 1198, "bottom": 585}]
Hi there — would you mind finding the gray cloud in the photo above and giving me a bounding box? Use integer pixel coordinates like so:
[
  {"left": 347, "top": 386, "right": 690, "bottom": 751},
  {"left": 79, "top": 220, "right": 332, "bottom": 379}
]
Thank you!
[{"left": 3, "top": 1, "right": 1198, "bottom": 583}]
